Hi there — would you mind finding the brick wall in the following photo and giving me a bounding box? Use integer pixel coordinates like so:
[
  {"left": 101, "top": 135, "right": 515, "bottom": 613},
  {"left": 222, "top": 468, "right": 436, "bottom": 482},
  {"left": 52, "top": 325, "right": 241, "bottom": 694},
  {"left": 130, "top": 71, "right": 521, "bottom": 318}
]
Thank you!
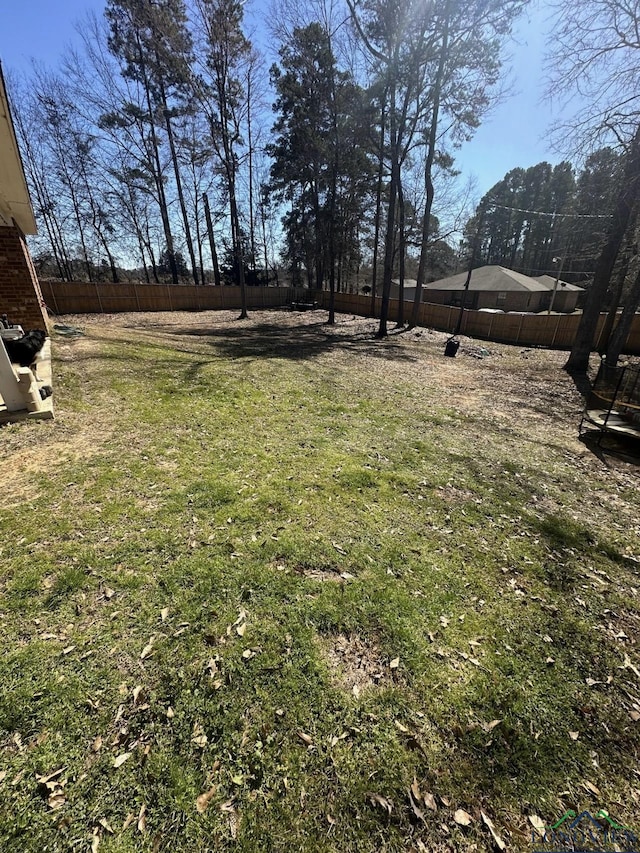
[{"left": 0, "top": 225, "right": 49, "bottom": 331}]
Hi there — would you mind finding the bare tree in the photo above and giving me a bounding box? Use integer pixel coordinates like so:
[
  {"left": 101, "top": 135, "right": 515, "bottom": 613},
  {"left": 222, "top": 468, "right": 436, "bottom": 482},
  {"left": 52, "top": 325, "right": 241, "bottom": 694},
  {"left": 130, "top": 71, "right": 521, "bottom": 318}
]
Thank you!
[{"left": 549, "top": 0, "right": 640, "bottom": 371}]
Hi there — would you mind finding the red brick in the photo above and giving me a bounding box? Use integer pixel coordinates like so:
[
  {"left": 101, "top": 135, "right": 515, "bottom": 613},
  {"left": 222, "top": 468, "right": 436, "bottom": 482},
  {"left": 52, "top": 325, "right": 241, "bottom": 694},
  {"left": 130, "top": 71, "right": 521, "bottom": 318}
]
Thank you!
[{"left": 0, "top": 226, "right": 49, "bottom": 330}]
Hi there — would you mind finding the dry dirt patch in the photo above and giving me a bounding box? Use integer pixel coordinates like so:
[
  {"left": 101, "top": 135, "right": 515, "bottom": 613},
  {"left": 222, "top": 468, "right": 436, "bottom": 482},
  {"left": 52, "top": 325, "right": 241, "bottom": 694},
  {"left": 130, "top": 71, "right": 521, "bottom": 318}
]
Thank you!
[{"left": 321, "top": 632, "right": 390, "bottom": 696}]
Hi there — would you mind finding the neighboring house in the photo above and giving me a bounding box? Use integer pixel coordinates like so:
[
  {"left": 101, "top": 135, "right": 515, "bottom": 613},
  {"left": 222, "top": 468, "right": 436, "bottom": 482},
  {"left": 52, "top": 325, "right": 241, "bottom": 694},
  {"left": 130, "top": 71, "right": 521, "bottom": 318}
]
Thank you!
[
  {"left": 420, "top": 265, "right": 582, "bottom": 313},
  {"left": 390, "top": 279, "right": 417, "bottom": 303},
  {"left": 0, "top": 64, "right": 48, "bottom": 331},
  {"left": 533, "top": 275, "right": 584, "bottom": 313}
]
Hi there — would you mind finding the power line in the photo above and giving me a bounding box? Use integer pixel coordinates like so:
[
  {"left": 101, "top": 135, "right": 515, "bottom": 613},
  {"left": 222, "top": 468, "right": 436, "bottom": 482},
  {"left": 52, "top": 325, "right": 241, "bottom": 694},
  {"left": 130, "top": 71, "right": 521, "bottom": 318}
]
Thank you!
[{"left": 489, "top": 202, "right": 611, "bottom": 220}]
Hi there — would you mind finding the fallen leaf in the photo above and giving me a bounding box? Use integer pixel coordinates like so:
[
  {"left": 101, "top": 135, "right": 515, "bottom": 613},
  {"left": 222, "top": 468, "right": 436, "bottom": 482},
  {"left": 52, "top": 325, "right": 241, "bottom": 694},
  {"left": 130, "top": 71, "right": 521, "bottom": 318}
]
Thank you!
[
  {"left": 408, "top": 788, "right": 426, "bottom": 823},
  {"left": 166, "top": 706, "right": 175, "bottom": 719},
  {"left": 98, "top": 818, "right": 114, "bottom": 834},
  {"left": 196, "top": 786, "right": 217, "bottom": 813},
  {"left": 138, "top": 803, "right": 147, "bottom": 833},
  {"left": 481, "top": 719, "right": 502, "bottom": 733},
  {"left": 629, "top": 710, "right": 640, "bottom": 721},
  {"left": 529, "top": 814, "right": 545, "bottom": 837},
  {"left": 192, "top": 725, "right": 208, "bottom": 748},
  {"left": 104, "top": 587, "right": 116, "bottom": 599},
  {"left": 411, "top": 778, "right": 422, "bottom": 801},
  {"left": 340, "top": 572, "right": 355, "bottom": 580},
  {"left": 47, "top": 791, "right": 66, "bottom": 810},
  {"left": 454, "top": 808, "right": 473, "bottom": 826},
  {"left": 583, "top": 780, "right": 601, "bottom": 797},
  {"left": 140, "top": 637, "right": 155, "bottom": 661},
  {"left": 92, "top": 736, "right": 103, "bottom": 753},
  {"left": 481, "top": 811, "right": 506, "bottom": 851},
  {"left": 36, "top": 767, "right": 66, "bottom": 785},
  {"left": 113, "top": 753, "right": 132, "bottom": 768},
  {"left": 569, "top": 731, "right": 579, "bottom": 740},
  {"left": 241, "top": 649, "right": 256, "bottom": 660},
  {"left": 236, "top": 623, "right": 246, "bottom": 637},
  {"left": 233, "top": 610, "right": 247, "bottom": 627},
  {"left": 122, "top": 813, "right": 136, "bottom": 831},
  {"left": 622, "top": 653, "right": 640, "bottom": 680},
  {"left": 440, "top": 616, "right": 450, "bottom": 628},
  {"left": 91, "top": 832, "right": 100, "bottom": 853},
  {"left": 423, "top": 791, "right": 437, "bottom": 811},
  {"left": 389, "top": 657, "right": 400, "bottom": 669},
  {"left": 366, "top": 792, "right": 393, "bottom": 816},
  {"left": 132, "top": 685, "right": 143, "bottom": 705},
  {"left": 297, "top": 731, "right": 313, "bottom": 747},
  {"left": 160, "top": 608, "right": 169, "bottom": 622},
  {"left": 394, "top": 720, "right": 409, "bottom": 733}
]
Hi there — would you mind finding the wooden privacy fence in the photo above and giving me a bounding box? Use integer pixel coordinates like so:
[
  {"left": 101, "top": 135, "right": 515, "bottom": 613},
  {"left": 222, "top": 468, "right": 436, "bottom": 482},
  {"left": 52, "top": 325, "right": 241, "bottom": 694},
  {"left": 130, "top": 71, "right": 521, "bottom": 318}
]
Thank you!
[
  {"left": 313, "top": 291, "right": 640, "bottom": 355},
  {"left": 39, "top": 280, "right": 640, "bottom": 354},
  {"left": 40, "top": 280, "right": 292, "bottom": 315}
]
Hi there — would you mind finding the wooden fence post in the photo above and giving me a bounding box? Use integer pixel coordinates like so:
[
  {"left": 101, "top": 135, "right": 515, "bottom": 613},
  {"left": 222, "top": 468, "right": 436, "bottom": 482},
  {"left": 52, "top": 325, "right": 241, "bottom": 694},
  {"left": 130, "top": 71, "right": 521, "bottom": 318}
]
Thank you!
[
  {"left": 94, "top": 282, "right": 104, "bottom": 314},
  {"left": 48, "top": 283, "right": 60, "bottom": 316}
]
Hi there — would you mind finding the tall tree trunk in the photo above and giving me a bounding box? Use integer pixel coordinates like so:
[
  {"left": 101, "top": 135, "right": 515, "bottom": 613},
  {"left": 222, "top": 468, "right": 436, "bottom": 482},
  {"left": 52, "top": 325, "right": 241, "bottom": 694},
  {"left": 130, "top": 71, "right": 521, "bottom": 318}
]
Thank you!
[
  {"left": 605, "top": 264, "right": 640, "bottom": 366},
  {"left": 247, "top": 74, "right": 256, "bottom": 278},
  {"left": 377, "top": 59, "right": 399, "bottom": 339},
  {"left": 137, "top": 35, "right": 178, "bottom": 284},
  {"left": 396, "top": 178, "right": 405, "bottom": 326},
  {"left": 597, "top": 242, "right": 633, "bottom": 354},
  {"left": 565, "top": 122, "right": 640, "bottom": 373},
  {"left": 203, "top": 193, "right": 221, "bottom": 286},
  {"left": 260, "top": 196, "right": 270, "bottom": 284},
  {"left": 228, "top": 168, "right": 248, "bottom": 318},
  {"left": 370, "top": 102, "right": 386, "bottom": 318},
  {"left": 160, "top": 83, "right": 199, "bottom": 285},
  {"left": 68, "top": 184, "right": 93, "bottom": 281},
  {"left": 126, "top": 183, "right": 151, "bottom": 282},
  {"left": 312, "top": 182, "right": 324, "bottom": 291},
  {"left": 410, "top": 2, "right": 449, "bottom": 328}
]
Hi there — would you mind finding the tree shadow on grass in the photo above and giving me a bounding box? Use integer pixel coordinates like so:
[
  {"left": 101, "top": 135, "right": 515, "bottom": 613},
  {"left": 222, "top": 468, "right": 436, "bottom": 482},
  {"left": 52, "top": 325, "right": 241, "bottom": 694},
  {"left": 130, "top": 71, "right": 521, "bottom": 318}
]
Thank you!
[
  {"left": 578, "top": 429, "right": 640, "bottom": 468},
  {"left": 158, "top": 319, "right": 421, "bottom": 364}
]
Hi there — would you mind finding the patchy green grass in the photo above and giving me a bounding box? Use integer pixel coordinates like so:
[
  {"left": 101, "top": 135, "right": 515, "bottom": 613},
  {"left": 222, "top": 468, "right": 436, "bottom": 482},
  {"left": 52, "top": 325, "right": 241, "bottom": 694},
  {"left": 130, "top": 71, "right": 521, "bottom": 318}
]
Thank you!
[{"left": 1, "top": 309, "right": 640, "bottom": 852}]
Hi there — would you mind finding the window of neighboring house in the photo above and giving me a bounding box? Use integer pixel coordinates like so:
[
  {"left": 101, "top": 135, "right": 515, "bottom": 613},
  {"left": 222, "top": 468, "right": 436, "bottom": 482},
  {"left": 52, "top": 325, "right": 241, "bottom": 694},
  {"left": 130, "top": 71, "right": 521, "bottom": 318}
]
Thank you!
[{"left": 496, "top": 291, "right": 507, "bottom": 306}]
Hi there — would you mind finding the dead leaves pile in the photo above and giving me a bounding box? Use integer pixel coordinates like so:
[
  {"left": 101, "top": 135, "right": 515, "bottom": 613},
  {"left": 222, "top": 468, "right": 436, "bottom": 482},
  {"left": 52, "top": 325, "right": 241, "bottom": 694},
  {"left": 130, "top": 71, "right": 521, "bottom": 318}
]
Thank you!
[{"left": 365, "top": 777, "right": 508, "bottom": 849}]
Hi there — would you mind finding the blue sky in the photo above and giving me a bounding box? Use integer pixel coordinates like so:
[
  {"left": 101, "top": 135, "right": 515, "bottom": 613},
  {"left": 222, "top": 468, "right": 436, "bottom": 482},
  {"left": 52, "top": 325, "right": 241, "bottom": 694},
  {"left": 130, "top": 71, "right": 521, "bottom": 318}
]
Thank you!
[{"left": 0, "top": 0, "right": 565, "bottom": 198}]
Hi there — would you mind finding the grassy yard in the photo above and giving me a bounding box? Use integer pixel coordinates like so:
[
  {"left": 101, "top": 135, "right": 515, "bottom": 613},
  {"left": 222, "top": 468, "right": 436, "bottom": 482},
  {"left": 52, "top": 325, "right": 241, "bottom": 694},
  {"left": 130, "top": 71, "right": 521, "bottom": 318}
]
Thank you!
[{"left": 1, "top": 308, "right": 639, "bottom": 852}]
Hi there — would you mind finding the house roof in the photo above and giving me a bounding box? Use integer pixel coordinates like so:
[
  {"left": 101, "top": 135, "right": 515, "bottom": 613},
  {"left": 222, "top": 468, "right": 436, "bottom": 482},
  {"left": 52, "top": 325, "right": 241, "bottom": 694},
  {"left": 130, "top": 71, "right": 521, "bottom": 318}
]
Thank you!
[
  {"left": 0, "top": 64, "right": 36, "bottom": 235},
  {"left": 534, "top": 274, "right": 584, "bottom": 292},
  {"left": 424, "top": 265, "right": 550, "bottom": 292},
  {"left": 392, "top": 279, "right": 418, "bottom": 287}
]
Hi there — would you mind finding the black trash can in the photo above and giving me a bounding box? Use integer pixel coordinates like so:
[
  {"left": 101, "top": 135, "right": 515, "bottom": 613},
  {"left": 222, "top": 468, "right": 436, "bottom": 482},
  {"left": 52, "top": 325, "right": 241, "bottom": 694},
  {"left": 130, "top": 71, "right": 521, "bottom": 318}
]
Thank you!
[{"left": 444, "top": 337, "right": 460, "bottom": 358}]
